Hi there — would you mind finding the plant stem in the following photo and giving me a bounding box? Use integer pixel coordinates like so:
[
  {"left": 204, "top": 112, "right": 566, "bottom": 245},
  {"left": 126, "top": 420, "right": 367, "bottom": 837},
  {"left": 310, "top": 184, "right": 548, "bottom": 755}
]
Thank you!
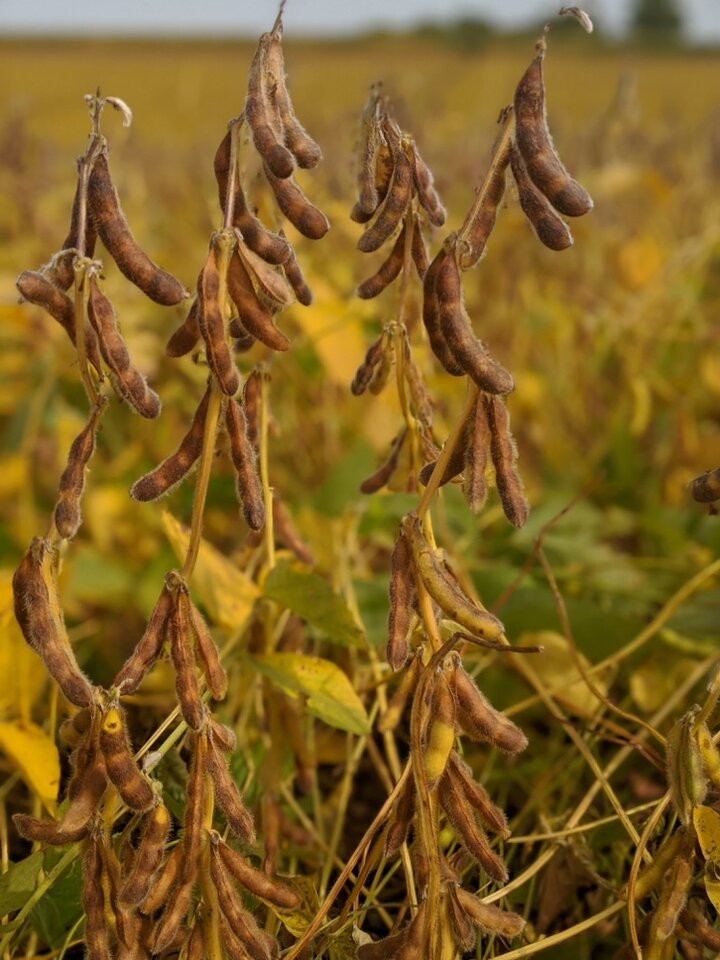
[
  {"left": 259, "top": 368, "right": 275, "bottom": 570},
  {"left": 416, "top": 385, "right": 478, "bottom": 520}
]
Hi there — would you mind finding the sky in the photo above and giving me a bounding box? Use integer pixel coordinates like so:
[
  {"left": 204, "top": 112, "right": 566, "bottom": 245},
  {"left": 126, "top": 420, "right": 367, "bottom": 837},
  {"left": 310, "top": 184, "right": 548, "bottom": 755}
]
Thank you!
[{"left": 0, "top": 0, "right": 717, "bottom": 41}]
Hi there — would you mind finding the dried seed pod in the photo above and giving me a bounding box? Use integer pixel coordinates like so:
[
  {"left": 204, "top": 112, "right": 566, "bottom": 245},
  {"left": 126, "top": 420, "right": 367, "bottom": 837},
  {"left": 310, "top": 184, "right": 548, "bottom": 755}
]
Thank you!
[
  {"left": 367, "top": 335, "right": 394, "bottom": 396},
  {"left": 446, "top": 751, "right": 509, "bottom": 837},
  {"left": 435, "top": 245, "right": 514, "bottom": 395},
  {"left": 59, "top": 705, "right": 93, "bottom": 746},
  {"left": 198, "top": 240, "right": 240, "bottom": 397},
  {"left": 647, "top": 838, "right": 694, "bottom": 943},
  {"left": 206, "top": 737, "right": 255, "bottom": 843},
  {"left": 87, "top": 152, "right": 186, "bottom": 305},
  {"left": 112, "top": 582, "right": 173, "bottom": 693},
  {"left": 666, "top": 710, "right": 706, "bottom": 825},
  {"left": 384, "top": 774, "right": 416, "bottom": 858},
  {"left": 210, "top": 844, "right": 277, "bottom": 960},
  {"left": 167, "top": 586, "right": 205, "bottom": 730},
  {"left": 411, "top": 220, "right": 429, "bottom": 279},
  {"left": 484, "top": 395, "right": 529, "bottom": 527},
  {"left": 402, "top": 514, "right": 505, "bottom": 642},
  {"left": 227, "top": 251, "right": 290, "bottom": 352},
  {"left": 378, "top": 655, "right": 421, "bottom": 733},
  {"left": 229, "top": 317, "right": 256, "bottom": 352},
  {"left": 454, "top": 887, "right": 525, "bottom": 938},
  {"left": 12, "top": 813, "right": 89, "bottom": 845},
  {"left": 225, "top": 396, "right": 266, "bottom": 531},
  {"left": 357, "top": 143, "right": 412, "bottom": 253},
  {"left": 351, "top": 335, "right": 385, "bottom": 396},
  {"left": 187, "top": 598, "right": 227, "bottom": 700},
  {"left": 165, "top": 299, "right": 201, "bottom": 358},
  {"left": 357, "top": 223, "right": 407, "bottom": 299},
  {"left": 263, "top": 164, "right": 330, "bottom": 240},
  {"left": 355, "top": 90, "right": 386, "bottom": 216},
  {"left": 282, "top": 243, "right": 312, "bottom": 305},
  {"left": 633, "top": 832, "right": 685, "bottom": 900},
  {"left": 463, "top": 396, "right": 491, "bottom": 514},
  {"left": 130, "top": 386, "right": 211, "bottom": 502},
  {"left": 53, "top": 174, "right": 98, "bottom": 290},
  {"left": 82, "top": 840, "right": 112, "bottom": 960},
  {"left": 214, "top": 835, "right": 300, "bottom": 909},
  {"left": 453, "top": 665, "right": 528, "bottom": 753},
  {"left": 424, "top": 658, "right": 458, "bottom": 788},
  {"left": 246, "top": 34, "right": 296, "bottom": 179},
  {"left": 16, "top": 269, "right": 103, "bottom": 372},
  {"left": 273, "top": 496, "right": 314, "bottom": 565},
  {"left": 446, "top": 885, "right": 476, "bottom": 951},
  {"left": 509, "top": 142, "right": 573, "bottom": 250},
  {"left": 86, "top": 272, "right": 132, "bottom": 373},
  {"left": 422, "top": 250, "right": 464, "bottom": 377},
  {"left": 139, "top": 843, "right": 182, "bottom": 915},
  {"left": 53, "top": 397, "right": 107, "bottom": 539},
  {"left": 12, "top": 537, "right": 94, "bottom": 708},
  {"left": 107, "top": 366, "right": 162, "bottom": 419},
  {"left": 387, "top": 530, "right": 417, "bottom": 671},
  {"left": 236, "top": 234, "right": 295, "bottom": 308},
  {"left": 100, "top": 705, "right": 155, "bottom": 811},
  {"left": 266, "top": 34, "right": 322, "bottom": 169},
  {"left": 210, "top": 719, "right": 237, "bottom": 753},
  {"left": 180, "top": 735, "right": 206, "bottom": 883},
  {"left": 151, "top": 877, "right": 194, "bottom": 955},
  {"left": 98, "top": 838, "right": 134, "bottom": 948},
  {"left": 360, "top": 429, "right": 407, "bottom": 495},
  {"left": 243, "top": 369, "right": 262, "bottom": 450},
  {"left": 438, "top": 770, "right": 508, "bottom": 882},
  {"left": 63, "top": 721, "right": 108, "bottom": 833},
  {"left": 513, "top": 39, "right": 593, "bottom": 217},
  {"left": 457, "top": 131, "right": 511, "bottom": 270},
  {"left": 418, "top": 403, "right": 476, "bottom": 488},
  {"left": 690, "top": 468, "right": 720, "bottom": 504},
  {"left": 409, "top": 140, "right": 446, "bottom": 227},
  {"left": 120, "top": 802, "right": 171, "bottom": 904}
]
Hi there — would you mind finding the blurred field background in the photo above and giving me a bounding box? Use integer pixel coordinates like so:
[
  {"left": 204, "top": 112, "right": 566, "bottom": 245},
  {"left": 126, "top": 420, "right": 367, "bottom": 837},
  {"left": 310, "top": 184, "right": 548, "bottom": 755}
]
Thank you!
[{"left": 1, "top": 25, "right": 720, "bottom": 956}]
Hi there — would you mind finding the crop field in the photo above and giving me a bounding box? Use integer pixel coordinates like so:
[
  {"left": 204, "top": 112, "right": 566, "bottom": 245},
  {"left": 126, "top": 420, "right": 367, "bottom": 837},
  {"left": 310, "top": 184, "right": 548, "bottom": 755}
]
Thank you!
[{"left": 0, "top": 26, "right": 719, "bottom": 960}]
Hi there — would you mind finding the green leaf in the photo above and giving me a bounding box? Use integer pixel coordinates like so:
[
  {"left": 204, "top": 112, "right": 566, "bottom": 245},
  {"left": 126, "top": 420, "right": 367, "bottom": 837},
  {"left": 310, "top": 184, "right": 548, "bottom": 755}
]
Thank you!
[
  {"left": 0, "top": 851, "right": 43, "bottom": 916},
  {"left": 263, "top": 559, "right": 364, "bottom": 649},
  {"left": 250, "top": 653, "right": 370, "bottom": 735},
  {"left": 30, "top": 854, "right": 82, "bottom": 950}
]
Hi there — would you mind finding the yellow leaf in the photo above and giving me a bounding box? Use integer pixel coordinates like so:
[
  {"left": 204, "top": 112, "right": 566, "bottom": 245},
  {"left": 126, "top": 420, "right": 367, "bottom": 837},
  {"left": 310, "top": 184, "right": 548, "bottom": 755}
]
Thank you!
[
  {"left": 630, "top": 654, "right": 699, "bottom": 714},
  {"left": 705, "top": 863, "right": 720, "bottom": 916},
  {"left": 162, "top": 512, "right": 259, "bottom": 634},
  {"left": 694, "top": 806, "right": 720, "bottom": 865},
  {"left": 0, "top": 571, "right": 47, "bottom": 721},
  {"left": 0, "top": 721, "right": 60, "bottom": 814},
  {"left": 518, "top": 630, "right": 613, "bottom": 717}
]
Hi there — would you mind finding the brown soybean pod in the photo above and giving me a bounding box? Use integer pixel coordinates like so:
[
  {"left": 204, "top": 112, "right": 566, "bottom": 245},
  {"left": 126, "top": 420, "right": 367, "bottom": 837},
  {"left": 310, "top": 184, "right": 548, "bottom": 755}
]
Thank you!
[
  {"left": 243, "top": 369, "right": 261, "bottom": 451},
  {"left": 690, "top": 468, "right": 720, "bottom": 504},
  {"left": 139, "top": 843, "right": 182, "bottom": 915},
  {"left": 514, "top": 42, "right": 593, "bottom": 217},
  {"left": 12, "top": 813, "right": 89, "bottom": 845},
  {"left": 120, "top": 802, "right": 171, "bottom": 904},
  {"left": 281, "top": 242, "right": 313, "bottom": 305},
  {"left": 236, "top": 235, "right": 295, "bottom": 308},
  {"left": 384, "top": 774, "right": 416, "bottom": 858},
  {"left": 263, "top": 163, "right": 330, "bottom": 240},
  {"left": 457, "top": 135, "right": 511, "bottom": 270},
  {"left": 215, "top": 836, "right": 300, "bottom": 909},
  {"left": 205, "top": 737, "right": 255, "bottom": 843},
  {"left": 409, "top": 141, "right": 446, "bottom": 227},
  {"left": 438, "top": 771, "right": 508, "bottom": 882},
  {"left": 246, "top": 34, "right": 296, "bottom": 179},
  {"left": 112, "top": 583, "right": 173, "bottom": 693},
  {"left": 59, "top": 705, "right": 92, "bottom": 746},
  {"left": 266, "top": 34, "right": 322, "bottom": 169},
  {"left": 86, "top": 273, "right": 131, "bottom": 372},
  {"left": 360, "top": 429, "right": 407, "bottom": 495},
  {"left": 53, "top": 174, "right": 98, "bottom": 290},
  {"left": 357, "top": 144, "right": 412, "bottom": 253},
  {"left": 453, "top": 665, "right": 528, "bottom": 753},
  {"left": 16, "top": 270, "right": 103, "bottom": 373},
  {"left": 187, "top": 598, "right": 228, "bottom": 700},
  {"left": 100, "top": 706, "right": 155, "bottom": 811},
  {"left": 179, "top": 735, "right": 206, "bottom": 883},
  {"left": 483, "top": 394, "right": 529, "bottom": 528},
  {"left": 151, "top": 877, "right": 194, "bottom": 955},
  {"left": 87, "top": 152, "right": 186, "bottom": 305},
  {"left": 82, "top": 840, "right": 113, "bottom": 960},
  {"left": 229, "top": 317, "right": 256, "bottom": 352},
  {"left": 509, "top": 143, "right": 573, "bottom": 250},
  {"left": 197, "top": 242, "right": 240, "bottom": 397},
  {"left": 435, "top": 249, "right": 515, "bottom": 395},
  {"left": 98, "top": 838, "right": 133, "bottom": 948},
  {"left": 227, "top": 252, "right": 290, "bottom": 353},
  {"left": 107, "top": 367, "right": 162, "bottom": 420},
  {"left": 167, "top": 587, "right": 205, "bottom": 730},
  {"left": 351, "top": 335, "right": 385, "bottom": 395},
  {"left": 418, "top": 404, "right": 475, "bottom": 488},
  {"left": 463, "top": 396, "right": 491, "bottom": 515},
  {"left": 225, "top": 396, "right": 266, "bottom": 532},
  {"left": 411, "top": 221, "right": 429, "bottom": 280},
  {"left": 454, "top": 888, "right": 525, "bottom": 938},
  {"left": 273, "top": 495, "right": 314, "bottom": 565},
  {"left": 210, "top": 718, "right": 237, "bottom": 754},
  {"left": 12, "top": 538, "right": 94, "bottom": 708},
  {"left": 63, "top": 722, "right": 108, "bottom": 833},
  {"left": 356, "top": 223, "right": 407, "bottom": 299},
  {"left": 446, "top": 886, "right": 476, "bottom": 952},
  {"left": 422, "top": 250, "right": 464, "bottom": 377},
  {"left": 130, "top": 386, "right": 211, "bottom": 502},
  {"left": 386, "top": 530, "right": 417, "bottom": 672},
  {"left": 209, "top": 847, "right": 276, "bottom": 960},
  {"left": 165, "top": 299, "right": 201, "bottom": 358},
  {"left": 356, "top": 91, "right": 385, "bottom": 217},
  {"left": 445, "top": 752, "right": 508, "bottom": 837},
  {"left": 53, "top": 397, "right": 107, "bottom": 540}
]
